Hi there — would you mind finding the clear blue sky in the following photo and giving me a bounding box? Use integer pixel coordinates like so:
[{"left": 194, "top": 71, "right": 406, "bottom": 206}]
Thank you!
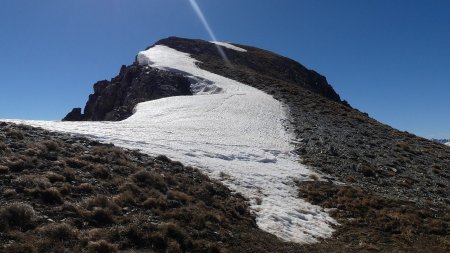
[{"left": 0, "top": 0, "right": 449, "bottom": 138}]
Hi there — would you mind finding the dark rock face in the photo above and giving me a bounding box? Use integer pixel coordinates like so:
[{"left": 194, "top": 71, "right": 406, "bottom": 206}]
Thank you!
[
  {"left": 63, "top": 64, "right": 192, "bottom": 121},
  {"left": 62, "top": 108, "right": 83, "bottom": 121}
]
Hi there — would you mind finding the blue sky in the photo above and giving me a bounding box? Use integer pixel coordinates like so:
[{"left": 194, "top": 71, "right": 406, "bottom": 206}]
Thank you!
[{"left": 0, "top": 0, "right": 449, "bottom": 138}]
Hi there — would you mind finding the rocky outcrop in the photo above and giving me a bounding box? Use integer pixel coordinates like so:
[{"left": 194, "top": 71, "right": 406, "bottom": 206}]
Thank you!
[
  {"left": 63, "top": 64, "right": 192, "bottom": 121},
  {"left": 62, "top": 108, "right": 83, "bottom": 121}
]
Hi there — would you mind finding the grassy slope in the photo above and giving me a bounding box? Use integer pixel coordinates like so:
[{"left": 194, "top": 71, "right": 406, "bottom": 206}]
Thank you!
[
  {"left": 1, "top": 122, "right": 447, "bottom": 253},
  {"left": 0, "top": 123, "right": 339, "bottom": 253}
]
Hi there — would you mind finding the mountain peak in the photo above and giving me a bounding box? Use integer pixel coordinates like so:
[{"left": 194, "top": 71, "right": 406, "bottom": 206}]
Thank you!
[
  {"left": 64, "top": 37, "right": 345, "bottom": 121},
  {"left": 156, "top": 37, "right": 343, "bottom": 102}
]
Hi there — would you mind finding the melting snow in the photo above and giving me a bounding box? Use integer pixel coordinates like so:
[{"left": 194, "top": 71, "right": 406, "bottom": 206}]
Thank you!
[
  {"left": 5, "top": 45, "right": 336, "bottom": 243},
  {"left": 210, "top": 41, "right": 247, "bottom": 52}
]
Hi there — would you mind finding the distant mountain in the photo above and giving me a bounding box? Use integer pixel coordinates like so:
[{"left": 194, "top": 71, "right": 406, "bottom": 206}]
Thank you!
[{"left": 431, "top": 138, "right": 450, "bottom": 145}]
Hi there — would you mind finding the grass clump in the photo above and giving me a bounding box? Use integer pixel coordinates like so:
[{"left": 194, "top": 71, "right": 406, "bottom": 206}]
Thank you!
[
  {"left": 87, "top": 240, "right": 117, "bottom": 253},
  {"left": 38, "top": 223, "right": 78, "bottom": 241},
  {"left": 40, "top": 187, "right": 63, "bottom": 204},
  {"left": 0, "top": 203, "right": 36, "bottom": 232},
  {"left": 132, "top": 170, "right": 167, "bottom": 192}
]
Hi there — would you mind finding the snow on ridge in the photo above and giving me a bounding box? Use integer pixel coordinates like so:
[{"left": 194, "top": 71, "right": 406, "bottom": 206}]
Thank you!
[
  {"left": 6, "top": 45, "right": 336, "bottom": 244},
  {"left": 210, "top": 41, "right": 247, "bottom": 52},
  {"left": 445, "top": 142, "right": 450, "bottom": 146}
]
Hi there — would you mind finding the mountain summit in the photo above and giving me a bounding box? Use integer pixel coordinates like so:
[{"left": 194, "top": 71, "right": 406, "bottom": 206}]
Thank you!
[
  {"left": 63, "top": 37, "right": 345, "bottom": 121},
  {"left": 62, "top": 36, "right": 449, "bottom": 206}
]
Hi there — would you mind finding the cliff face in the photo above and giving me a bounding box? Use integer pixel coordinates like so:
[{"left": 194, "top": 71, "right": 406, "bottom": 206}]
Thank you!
[
  {"left": 63, "top": 64, "right": 192, "bottom": 121},
  {"left": 64, "top": 37, "right": 345, "bottom": 121}
]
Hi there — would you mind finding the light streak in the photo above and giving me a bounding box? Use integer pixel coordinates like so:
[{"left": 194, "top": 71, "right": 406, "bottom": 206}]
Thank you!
[{"left": 189, "top": 0, "right": 230, "bottom": 64}]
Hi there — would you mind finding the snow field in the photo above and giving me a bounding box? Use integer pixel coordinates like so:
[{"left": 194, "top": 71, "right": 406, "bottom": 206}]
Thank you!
[
  {"left": 210, "top": 41, "right": 248, "bottom": 52},
  {"left": 6, "top": 44, "right": 336, "bottom": 243}
]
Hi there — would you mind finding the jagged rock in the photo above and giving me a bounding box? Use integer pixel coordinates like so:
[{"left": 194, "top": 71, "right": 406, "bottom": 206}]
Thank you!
[
  {"left": 64, "top": 64, "right": 192, "bottom": 121},
  {"left": 62, "top": 108, "right": 83, "bottom": 121}
]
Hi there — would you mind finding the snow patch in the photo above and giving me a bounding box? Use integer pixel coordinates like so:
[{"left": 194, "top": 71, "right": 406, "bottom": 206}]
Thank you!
[
  {"left": 5, "top": 45, "right": 336, "bottom": 244},
  {"left": 445, "top": 142, "right": 450, "bottom": 146},
  {"left": 210, "top": 41, "right": 247, "bottom": 52}
]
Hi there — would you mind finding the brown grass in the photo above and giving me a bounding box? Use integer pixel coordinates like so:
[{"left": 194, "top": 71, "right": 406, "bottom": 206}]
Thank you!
[
  {"left": 297, "top": 181, "right": 450, "bottom": 252},
  {"left": 0, "top": 124, "right": 259, "bottom": 252},
  {"left": 0, "top": 203, "right": 36, "bottom": 232},
  {"left": 2, "top": 123, "right": 448, "bottom": 252}
]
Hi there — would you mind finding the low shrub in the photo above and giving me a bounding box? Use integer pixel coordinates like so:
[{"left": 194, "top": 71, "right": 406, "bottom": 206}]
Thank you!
[
  {"left": 89, "top": 208, "right": 116, "bottom": 226},
  {"left": 14, "top": 175, "right": 51, "bottom": 190},
  {"left": 38, "top": 223, "right": 78, "bottom": 241},
  {"left": 45, "top": 172, "right": 65, "bottom": 183},
  {"left": 143, "top": 196, "right": 167, "bottom": 209},
  {"left": 85, "top": 195, "right": 121, "bottom": 215},
  {"left": 40, "top": 187, "right": 63, "bottom": 204},
  {"left": 87, "top": 240, "right": 117, "bottom": 253},
  {"left": 0, "top": 165, "right": 9, "bottom": 174},
  {"left": 7, "top": 156, "right": 34, "bottom": 172},
  {"left": 112, "top": 191, "right": 136, "bottom": 207},
  {"left": 160, "top": 223, "right": 192, "bottom": 250},
  {"left": 91, "top": 164, "right": 110, "bottom": 179},
  {"left": 62, "top": 167, "right": 76, "bottom": 181},
  {"left": 78, "top": 183, "right": 94, "bottom": 193},
  {"left": 167, "top": 190, "right": 191, "bottom": 204},
  {"left": 6, "top": 129, "right": 24, "bottom": 140},
  {"left": 0, "top": 203, "right": 36, "bottom": 231},
  {"left": 132, "top": 170, "right": 167, "bottom": 192}
]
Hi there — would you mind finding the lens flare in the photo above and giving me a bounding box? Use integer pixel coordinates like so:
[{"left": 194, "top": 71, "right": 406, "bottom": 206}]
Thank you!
[{"left": 189, "top": 0, "right": 230, "bottom": 64}]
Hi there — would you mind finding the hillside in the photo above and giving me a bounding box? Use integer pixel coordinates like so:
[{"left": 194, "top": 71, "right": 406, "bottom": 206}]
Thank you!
[
  {"left": 65, "top": 36, "right": 449, "bottom": 206},
  {"left": 0, "top": 123, "right": 309, "bottom": 252},
  {"left": 2, "top": 37, "right": 449, "bottom": 252},
  {"left": 153, "top": 37, "right": 449, "bottom": 205},
  {"left": 1, "top": 124, "right": 447, "bottom": 252}
]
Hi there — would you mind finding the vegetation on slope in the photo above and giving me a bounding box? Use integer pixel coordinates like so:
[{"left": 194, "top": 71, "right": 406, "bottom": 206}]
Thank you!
[
  {"left": 1, "top": 122, "right": 448, "bottom": 252},
  {"left": 0, "top": 123, "right": 257, "bottom": 252}
]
